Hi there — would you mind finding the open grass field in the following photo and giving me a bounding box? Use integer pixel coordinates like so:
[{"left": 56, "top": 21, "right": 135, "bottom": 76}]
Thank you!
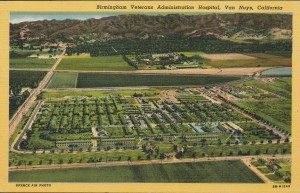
[
  {"left": 77, "top": 73, "right": 240, "bottom": 88},
  {"left": 47, "top": 72, "right": 77, "bottom": 89},
  {"left": 42, "top": 89, "right": 160, "bottom": 98},
  {"left": 9, "top": 160, "right": 263, "bottom": 183},
  {"left": 234, "top": 99, "right": 291, "bottom": 133},
  {"left": 57, "top": 55, "right": 134, "bottom": 71},
  {"left": 207, "top": 58, "right": 284, "bottom": 68},
  {"left": 10, "top": 58, "right": 55, "bottom": 69},
  {"left": 179, "top": 51, "right": 205, "bottom": 57}
]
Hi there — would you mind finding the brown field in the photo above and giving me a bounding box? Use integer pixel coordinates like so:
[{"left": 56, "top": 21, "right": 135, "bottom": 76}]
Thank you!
[
  {"left": 201, "top": 53, "right": 256, "bottom": 60},
  {"left": 245, "top": 53, "right": 291, "bottom": 66}
]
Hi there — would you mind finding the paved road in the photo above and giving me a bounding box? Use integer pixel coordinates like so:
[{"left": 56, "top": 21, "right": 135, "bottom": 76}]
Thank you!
[
  {"left": 9, "top": 50, "right": 65, "bottom": 137},
  {"left": 9, "top": 154, "right": 291, "bottom": 182}
]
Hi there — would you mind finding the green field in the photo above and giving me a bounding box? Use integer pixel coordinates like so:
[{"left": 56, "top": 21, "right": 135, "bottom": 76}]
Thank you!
[
  {"left": 47, "top": 72, "right": 77, "bottom": 89},
  {"left": 77, "top": 73, "right": 240, "bottom": 88},
  {"left": 179, "top": 51, "right": 205, "bottom": 57},
  {"left": 57, "top": 56, "right": 134, "bottom": 71},
  {"left": 241, "top": 78, "right": 291, "bottom": 98},
  {"left": 42, "top": 89, "right": 160, "bottom": 98},
  {"left": 9, "top": 70, "right": 47, "bottom": 118},
  {"left": 207, "top": 58, "right": 284, "bottom": 68},
  {"left": 234, "top": 99, "right": 291, "bottom": 133},
  {"left": 10, "top": 58, "right": 55, "bottom": 69},
  {"left": 265, "top": 51, "right": 292, "bottom": 58},
  {"left": 9, "top": 160, "right": 263, "bottom": 183}
]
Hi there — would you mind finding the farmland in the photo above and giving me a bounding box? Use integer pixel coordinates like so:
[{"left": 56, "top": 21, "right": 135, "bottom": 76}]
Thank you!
[
  {"left": 9, "top": 71, "right": 47, "bottom": 118},
  {"left": 76, "top": 73, "right": 241, "bottom": 88},
  {"left": 9, "top": 160, "right": 263, "bottom": 183},
  {"left": 47, "top": 72, "right": 77, "bottom": 89},
  {"left": 234, "top": 99, "right": 291, "bottom": 133},
  {"left": 56, "top": 56, "right": 134, "bottom": 71},
  {"left": 240, "top": 78, "right": 291, "bottom": 98},
  {"left": 8, "top": 13, "right": 294, "bottom": 184},
  {"left": 207, "top": 58, "right": 285, "bottom": 68},
  {"left": 10, "top": 58, "right": 55, "bottom": 69},
  {"left": 251, "top": 158, "right": 291, "bottom": 183}
]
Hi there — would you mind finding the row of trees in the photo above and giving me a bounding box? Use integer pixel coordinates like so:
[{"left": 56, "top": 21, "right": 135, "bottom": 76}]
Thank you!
[{"left": 64, "top": 35, "right": 291, "bottom": 57}]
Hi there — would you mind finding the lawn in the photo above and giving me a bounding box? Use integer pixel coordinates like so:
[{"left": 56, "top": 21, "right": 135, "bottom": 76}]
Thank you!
[
  {"left": 10, "top": 58, "right": 55, "bottom": 69},
  {"left": 207, "top": 58, "right": 284, "bottom": 68},
  {"left": 47, "top": 72, "right": 77, "bottom": 89},
  {"left": 76, "top": 73, "right": 240, "bottom": 88},
  {"left": 234, "top": 99, "right": 291, "bottom": 133},
  {"left": 9, "top": 160, "right": 263, "bottom": 183},
  {"left": 57, "top": 55, "right": 134, "bottom": 71}
]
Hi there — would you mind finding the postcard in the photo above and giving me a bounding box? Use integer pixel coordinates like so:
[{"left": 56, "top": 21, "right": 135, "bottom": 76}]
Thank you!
[{"left": 0, "top": 0, "right": 299, "bottom": 193}]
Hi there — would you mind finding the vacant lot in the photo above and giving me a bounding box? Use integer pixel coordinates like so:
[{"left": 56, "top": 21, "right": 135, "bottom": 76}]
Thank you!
[
  {"left": 10, "top": 58, "right": 55, "bottom": 69},
  {"left": 47, "top": 72, "right": 77, "bottom": 89},
  {"left": 9, "top": 160, "right": 263, "bottom": 183},
  {"left": 57, "top": 56, "right": 134, "bottom": 71},
  {"left": 77, "top": 73, "right": 240, "bottom": 88},
  {"left": 202, "top": 53, "right": 256, "bottom": 60}
]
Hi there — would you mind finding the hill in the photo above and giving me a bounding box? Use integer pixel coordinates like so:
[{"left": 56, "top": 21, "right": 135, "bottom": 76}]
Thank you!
[{"left": 10, "top": 13, "right": 292, "bottom": 41}]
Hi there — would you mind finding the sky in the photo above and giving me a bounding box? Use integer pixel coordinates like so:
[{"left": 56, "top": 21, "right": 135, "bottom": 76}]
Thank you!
[
  {"left": 10, "top": 12, "right": 207, "bottom": 24},
  {"left": 10, "top": 13, "right": 114, "bottom": 24}
]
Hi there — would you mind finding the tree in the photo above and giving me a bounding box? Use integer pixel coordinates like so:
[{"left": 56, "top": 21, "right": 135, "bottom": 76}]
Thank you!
[
  {"left": 127, "top": 156, "right": 132, "bottom": 164},
  {"left": 159, "top": 153, "right": 166, "bottom": 163},
  {"left": 192, "top": 152, "right": 197, "bottom": 161},
  {"left": 268, "top": 139, "right": 273, "bottom": 144},
  {"left": 255, "top": 149, "right": 260, "bottom": 156}
]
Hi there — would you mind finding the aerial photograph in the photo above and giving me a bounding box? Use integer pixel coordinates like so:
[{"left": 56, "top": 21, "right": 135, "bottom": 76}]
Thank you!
[{"left": 9, "top": 12, "right": 291, "bottom": 183}]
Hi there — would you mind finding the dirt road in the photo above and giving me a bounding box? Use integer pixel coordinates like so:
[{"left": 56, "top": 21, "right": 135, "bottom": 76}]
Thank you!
[{"left": 55, "top": 67, "right": 269, "bottom": 76}]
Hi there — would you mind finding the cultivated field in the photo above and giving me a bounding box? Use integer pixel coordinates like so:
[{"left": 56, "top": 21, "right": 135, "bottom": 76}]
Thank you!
[
  {"left": 10, "top": 58, "right": 55, "bottom": 69},
  {"left": 234, "top": 99, "right": 291, "bottom": 133},
  {"left": 207, "top": 58, "right": 284, "bottom": 68},
  {"left": 56, "top": 56, "right": 134, "bottom": 71},
  {"left": 9, "top": 160, "right": 263, "bottom": 183},
  {"left": 246, "top": 53, "right": 291, "bottom": 66},
  {"left": 179, "top": 51, "right": 205, "bottom": 57},
  {"left": 76, "top": 73, "right": 240, "bottom": 88},
  {"left": 47, "top": 72, "right": 77, "bottom": 89},
  {"left": 201, "top": 53, "right": 256, "bottom": 60},
  {"left": 241, "top": 78, "right": 291, "bottom": 99},
  {"left": 9, "top": 71, "right": 47, "bottom": 118}
]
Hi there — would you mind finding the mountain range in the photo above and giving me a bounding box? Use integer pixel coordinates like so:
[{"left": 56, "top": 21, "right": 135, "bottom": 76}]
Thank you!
[{"left": 10, "top": 13, "right": 292, "bottom": 41}]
